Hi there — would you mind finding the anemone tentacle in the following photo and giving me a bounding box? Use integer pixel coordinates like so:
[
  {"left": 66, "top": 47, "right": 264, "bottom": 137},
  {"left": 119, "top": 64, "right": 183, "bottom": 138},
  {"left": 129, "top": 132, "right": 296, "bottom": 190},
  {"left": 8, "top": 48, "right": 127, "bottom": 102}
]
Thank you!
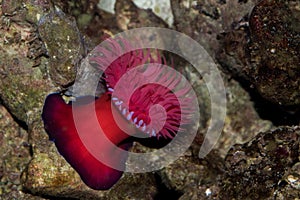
[{"left": 91, "top": 37, "right": 194, "bottom": 139}]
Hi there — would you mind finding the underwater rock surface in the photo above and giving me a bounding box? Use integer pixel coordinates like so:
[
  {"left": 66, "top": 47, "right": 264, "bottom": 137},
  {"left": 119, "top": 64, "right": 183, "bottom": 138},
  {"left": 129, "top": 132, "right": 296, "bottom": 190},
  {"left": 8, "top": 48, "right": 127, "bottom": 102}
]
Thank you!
[
  {"left": 220, "top": 126, "right": 300, "bottom": 199},
  {"left": 218, "top": 0, "right": 300, "bottom": 107},
  {"left": 247, "top": 0, "right": 300, "bottom": 106}
]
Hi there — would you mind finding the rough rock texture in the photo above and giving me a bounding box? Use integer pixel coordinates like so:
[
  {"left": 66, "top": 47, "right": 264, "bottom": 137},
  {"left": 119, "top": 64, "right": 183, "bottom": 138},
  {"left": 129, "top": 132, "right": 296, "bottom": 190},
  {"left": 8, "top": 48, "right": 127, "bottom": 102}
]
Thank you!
[
  {"left": 171, "top": 0, "right": 258, "bottom": 56},
  {"left": 0, "top": 105, "right": 35, "bottom": 199},
  {"left": 219, "top": 126, "right": 300, "bottom": 200},
  {"left": 37, "top": 8, "right": 84, "bottom": 87},
  {"left": 247, "top": 0, "right": 300, "bottom": 106},
  {"left": 215, "top": 77, "right": 273, "bottom": 157},
  {"left": 217, "top": 0, "right": 300, "bottom": 107},
  {"left": 159, "top": 148, "right": 224, "bottom": 198},
  {"left": 115, "top": 0, "right": 168, "bottom": 30},
  {"left": 0, "top": 13, "right": 51, "bottom": 124},
  {"left": 21, "top": 148, "right": 106, "bottom": 199}
]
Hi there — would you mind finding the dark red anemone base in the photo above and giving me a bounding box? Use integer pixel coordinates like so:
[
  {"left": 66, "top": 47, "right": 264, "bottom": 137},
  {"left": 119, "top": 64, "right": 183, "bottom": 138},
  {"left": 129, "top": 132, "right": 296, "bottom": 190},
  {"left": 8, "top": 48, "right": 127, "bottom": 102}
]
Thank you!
[{"left": 42, "top": 93, "right": 136, "bottom": 190}]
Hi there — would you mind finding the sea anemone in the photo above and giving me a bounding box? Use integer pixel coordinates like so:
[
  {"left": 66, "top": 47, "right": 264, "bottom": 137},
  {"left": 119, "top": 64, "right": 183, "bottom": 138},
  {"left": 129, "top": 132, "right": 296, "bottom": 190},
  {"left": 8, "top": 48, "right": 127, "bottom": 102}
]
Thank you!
[
  {"left": 91, "top": 38, "right": 193, "bottom": 138},
  {"left": 42, "top": 37, "right": 194, "bottom": 190}
]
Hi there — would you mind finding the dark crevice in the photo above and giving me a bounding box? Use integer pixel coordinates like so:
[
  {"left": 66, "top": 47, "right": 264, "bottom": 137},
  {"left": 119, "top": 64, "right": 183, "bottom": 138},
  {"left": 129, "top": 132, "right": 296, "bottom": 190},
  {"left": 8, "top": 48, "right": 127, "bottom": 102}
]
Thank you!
[
  {"left": 153, "top": 173, "right": 183, "bottom": 200},
  {"left": 0, "top": 96, "right": 29, "bottom": 131},
  {"left": 135, "top": 136, "right": 172, "bottom": 149},
  {"left": 22, "top": 188, "right": 79, "bottom": 200},
  {"left": 41, "top": 196, "right": 78, "bottom": 200},
  {"left": 226, "top": 75, "right": 300, "bottom": 126}
]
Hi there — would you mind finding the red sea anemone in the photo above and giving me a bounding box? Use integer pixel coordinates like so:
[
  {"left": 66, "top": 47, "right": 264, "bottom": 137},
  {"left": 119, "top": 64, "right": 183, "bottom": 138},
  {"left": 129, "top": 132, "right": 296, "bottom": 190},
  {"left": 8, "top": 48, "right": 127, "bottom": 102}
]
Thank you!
[{"left": 42, "top": 37, "right": 194, "bottom": 190}]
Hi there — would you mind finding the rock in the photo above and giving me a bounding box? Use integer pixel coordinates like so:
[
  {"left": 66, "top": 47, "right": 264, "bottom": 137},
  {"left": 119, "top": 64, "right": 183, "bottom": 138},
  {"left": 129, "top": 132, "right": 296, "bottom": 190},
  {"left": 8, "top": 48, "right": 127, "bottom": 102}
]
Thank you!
[
  {"left": 0, "top": 105, "right": 32, "bottom": 198},
  {"left": 217, "top": 0, "right": 300, "bottom": 107},
  {"left": 22, "top": 149, "right": 107, "bottom": 199},
  {"left": 115, "top": 0, "right": 168, "bottom": 30},
  {"left": 159, "top": 149, "right": 223, "bottom": 193},
  {"left": 219, "top": 126, "right": 300, "bottom": 199},
  {"left": 132, "top": 0, "right": 174, "bottom": 27},
  {"left": 215, "top": 77, "right": 273, "bottom": 157},
  {"left": 171, "top": 0, "right": 257, "bottom": 56},
  {"left": 106, "top": 172, "right": 158, "bottom": 199},
  {"left": 0, "top": 10, "right": 52, "bottom": 124},
  {"left": 247, "top": 0, "right": 300, "bottom": 106},
  {"left": 37, "top": 7, "right": 85, "bottom": 87},
  {"left": 22, "top": 144, "right": 158, "bottom": 199}
]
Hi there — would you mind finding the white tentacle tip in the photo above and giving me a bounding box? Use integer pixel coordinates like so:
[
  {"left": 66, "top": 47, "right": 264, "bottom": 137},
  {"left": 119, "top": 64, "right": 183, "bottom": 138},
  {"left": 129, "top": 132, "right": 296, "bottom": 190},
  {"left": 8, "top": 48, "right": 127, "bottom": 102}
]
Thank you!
[
  {"left": 151, "top": 129, "right": 156, "bottom": 137},
  {"left": 141, "top": 124, "right": 146, "bottom": 132},
  {"left": 127, "top": 111, "right": 134, "bottom": 120},
  {"left": 108, "top": 88, "right": 114, "bottom": 92}
]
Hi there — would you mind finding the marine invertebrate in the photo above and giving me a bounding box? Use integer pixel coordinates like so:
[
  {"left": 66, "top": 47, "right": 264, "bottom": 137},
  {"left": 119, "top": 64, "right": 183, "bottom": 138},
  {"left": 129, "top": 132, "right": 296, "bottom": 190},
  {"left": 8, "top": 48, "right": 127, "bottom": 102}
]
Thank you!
[
  {"left": 42, "top": 92, "right": 136, "bottom": 190},
  {"left": 42, "top": 37, "right": 194, "bottom": 190}
]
